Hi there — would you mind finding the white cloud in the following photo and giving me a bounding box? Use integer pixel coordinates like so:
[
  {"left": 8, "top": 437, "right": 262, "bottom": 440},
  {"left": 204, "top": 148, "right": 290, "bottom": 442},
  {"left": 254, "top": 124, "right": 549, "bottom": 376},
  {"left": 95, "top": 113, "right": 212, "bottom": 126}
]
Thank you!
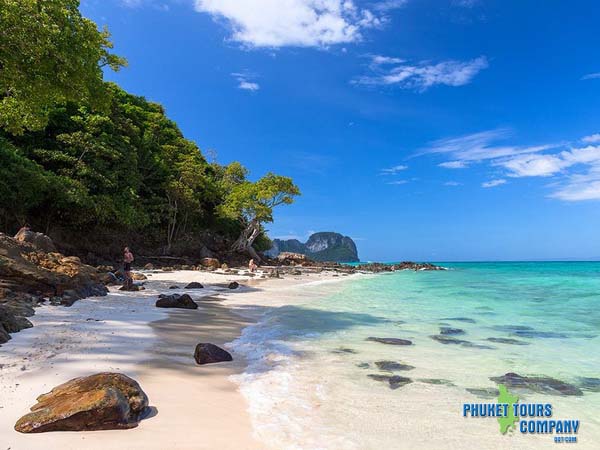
[
  {"left": 444, "top": 181, "right": 462, "bottom": 186},
  {"left": 498, "top": 145, "right": 600, "bottom": 178},
  {"left": 194, "top": 0, "right": 383, "bottom": 48},
  {"left": 582, "top": 133, "right": 600, "bottom": 143},
  {"left": 452, "top": 0, "right": 478, "bottom": 7},
  {"left": 422, "top": 128, "right": 555, "bottom": 162},
  {"left": 482, "top": 179, "right": 506, "bottom": 188},
  {"left": 380, "top": 164, "right": 408, "bottom": 174},
  {"left": 354, "top": 55, "right": 488, "bottom": 91},
  {"left": 497, "top": 153, "right": 568, "bottom": 177},
  {"left": 424, "top": 128, "right": 600, "bottom": 201},
  {"left": 439, "top": 161, "right": 468, "bottom": 169},
  {"left": 582, "top": 72, "right": 600, "bottom": 80},
  {"left": 232, "top": 72, "right": 260, "bottom": 91},
  {"left": 386, "top": 180, "right": 409, "bottom": 185},
  {"left": 372, "top": 0, "right": 408, "bottom": 12},
  {"left": 369, "top": 54, "right": 405, "bottom": 66}
]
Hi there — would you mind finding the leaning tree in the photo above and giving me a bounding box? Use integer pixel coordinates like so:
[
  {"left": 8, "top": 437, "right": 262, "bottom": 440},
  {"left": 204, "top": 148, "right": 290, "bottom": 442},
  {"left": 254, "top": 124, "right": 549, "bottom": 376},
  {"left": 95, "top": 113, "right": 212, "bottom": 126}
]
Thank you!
[{"left": 219, "top": 172, "right": 300, "bottom": 262}]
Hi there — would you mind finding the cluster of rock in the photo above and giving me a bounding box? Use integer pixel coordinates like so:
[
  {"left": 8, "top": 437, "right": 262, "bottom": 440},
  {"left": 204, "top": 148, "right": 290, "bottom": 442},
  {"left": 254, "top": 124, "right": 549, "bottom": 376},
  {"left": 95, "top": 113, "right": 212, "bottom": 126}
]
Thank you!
[{"left": 0, "top": 232, "right": 108, "bottom": 344}]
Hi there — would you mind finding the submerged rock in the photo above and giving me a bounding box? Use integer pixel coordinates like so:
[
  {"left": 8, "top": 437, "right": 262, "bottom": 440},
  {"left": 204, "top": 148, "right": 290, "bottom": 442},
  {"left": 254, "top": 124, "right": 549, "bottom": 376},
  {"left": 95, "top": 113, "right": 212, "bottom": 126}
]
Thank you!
[
  {"left": 466, "top": 387, "right": 500, "bottom": 399},
  {"left": 368, "top": 374, "right": 413, "bottom": 390},
  {"left": 184, "top": 282, "right": 204, "bottom": 289},
  {"left": 366, "top": 337, "right": 413, "bottom": 346},
  {"left": 228, "top": 281, "right": 240, "bottom": 289},
  {"left": 440, "top": 317, "right": 476, "bottom": 323},
  {"left": 418, "top": 378, "right": 455, "bottom": 386},
  {"left": 357, "top": 362, "right": 370, "bottom": 369},
  {"left": 440, "top": 327, "right": 465, "bottom": 335},
  {"left": 155, "top": 294, "right": 198, "bottom": 309},
  {"left": 331, "top": 347, "right": 357, "bottom": 354},
  {"left": 14, "top": 372, "right": 149, "bottom": 433},
  {"left": 512, "top": 330, "right": 567, "bottom": 339},
  {"left": 168, "top": 285, "right": 179, "bottom": 289},
  {"left": 375, "top": 360, "right": 415, "bottom": 371},
  {"left": 486, "top": 337, "right": 530, "bottom": 345},
  {"left": 577, "top": 377, "right": 600, "bottom": 392},
  {"left": 194, "top": 343, "right": 233, "bottom": 365},
  {"left": 430, "top": 335, "right": 469, "bottom": 345},
  {"left": 490, "top": 372, "right": 583, "bottom": 396},
  {"left": 431, "top": 335, "right": 494, "bottom": 349}
]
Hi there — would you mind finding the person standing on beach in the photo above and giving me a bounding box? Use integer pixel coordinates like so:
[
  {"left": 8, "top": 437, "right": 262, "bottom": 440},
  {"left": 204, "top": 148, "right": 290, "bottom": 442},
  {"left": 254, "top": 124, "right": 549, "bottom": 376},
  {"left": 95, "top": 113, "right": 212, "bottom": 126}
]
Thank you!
[
  {"left": 123, "top": 247, "right": 134, "bottom": 287},
  {"left": 248, "top": 258, "right": 258, "bottom": 273}
]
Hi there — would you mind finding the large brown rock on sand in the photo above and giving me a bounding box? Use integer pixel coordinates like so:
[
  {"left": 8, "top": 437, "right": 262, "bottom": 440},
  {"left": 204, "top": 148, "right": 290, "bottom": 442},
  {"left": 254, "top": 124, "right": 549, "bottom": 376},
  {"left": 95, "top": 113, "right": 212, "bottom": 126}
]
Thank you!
[
  {"left": 15, "top": 373, "right": 149, "bottom": 433},
  {"left": 194, "top": 343, "right": 233, "bottom": 365}
]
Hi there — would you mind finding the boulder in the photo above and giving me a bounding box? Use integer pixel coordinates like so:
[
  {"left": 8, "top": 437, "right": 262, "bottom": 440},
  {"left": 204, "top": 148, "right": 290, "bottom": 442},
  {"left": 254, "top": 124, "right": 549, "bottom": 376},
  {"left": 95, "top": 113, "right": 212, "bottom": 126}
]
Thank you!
[
  {"left": 375, "top": 361, "right": 415, "bottom": 371},
  {"left": 200, "top": 258, "right": 220, "bottom": 270},
  {"left": 228, "top": 281, "right": 239, "bottom": 290},
  {"left": 440, "top": 327, "right": 465, "bottom": 335},
  {"left": 143, "top": 263, "right": 154, "bottom": 270},
  {"left": 366, "top": 337, "right": 413, "bottom": 346},
  {"left": 221, "top": 263, "right": 229, "bottom": 270},
  {"left": 194, "top": 343, "right": 233, "bottom": 365},
  {"left": 155, "top": 294, "right": 198, "bottom": 309},
  {"left": 131, "top": 272, "right": 147, "bottom": 281},
  {"left": 0, "top": 233, "right": 108, "bottom": 302},
  {"left": 184, "top": 282, "right": 204, "bottom": 289},
  {"left": 14, "top": 230, "right": 56, "bottom": 253},
  {"left": 490, "top": 372, "right": 583, "bottom": 396},
  {"left": 14, "top": 372, "right": 149, "bottom": 433},
  {"left": 368, "top": 374, "right": 413, "bottom": 390},
  {"left": 0, "top": 324, "right": 10, "bottom": 344},
  {"left": 168, "top": 285, "right": 180, "bottom": 290}
]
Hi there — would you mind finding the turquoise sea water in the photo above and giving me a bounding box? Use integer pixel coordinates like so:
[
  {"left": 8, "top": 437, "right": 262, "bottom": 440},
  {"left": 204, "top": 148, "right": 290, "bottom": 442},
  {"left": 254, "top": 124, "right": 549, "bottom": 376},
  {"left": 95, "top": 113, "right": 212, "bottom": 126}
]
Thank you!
[{"left": 231, "top": 262, "right": 600, "bottom": 449}]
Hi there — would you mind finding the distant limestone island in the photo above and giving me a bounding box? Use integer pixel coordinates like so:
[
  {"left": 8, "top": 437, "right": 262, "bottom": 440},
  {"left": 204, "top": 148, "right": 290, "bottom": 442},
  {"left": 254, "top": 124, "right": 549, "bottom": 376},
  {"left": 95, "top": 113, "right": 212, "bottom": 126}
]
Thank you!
[
  {"left": 266, "top": 232, "right": 360, "bottom": 263},
  {"left": 265, "top": 231, "right": 445, "bottom": 273}
]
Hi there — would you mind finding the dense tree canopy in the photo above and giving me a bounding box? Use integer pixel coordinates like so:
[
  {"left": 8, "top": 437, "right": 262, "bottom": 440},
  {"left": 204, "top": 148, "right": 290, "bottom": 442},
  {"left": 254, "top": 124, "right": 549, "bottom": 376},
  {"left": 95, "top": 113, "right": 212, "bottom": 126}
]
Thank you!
[
  {"left": 0, "top": 0, "right": 299, "bottom": 261},
  {"left": 0, "top": 0, "right": 125, "bottom": 134}
]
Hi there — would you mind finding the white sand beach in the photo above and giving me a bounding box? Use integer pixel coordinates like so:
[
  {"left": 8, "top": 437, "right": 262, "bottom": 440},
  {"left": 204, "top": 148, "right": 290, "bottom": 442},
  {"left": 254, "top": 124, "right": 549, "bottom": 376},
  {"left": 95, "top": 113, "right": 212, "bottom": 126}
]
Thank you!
[{"left": 0, "top": 269, "right": 345, "bottom": 450}]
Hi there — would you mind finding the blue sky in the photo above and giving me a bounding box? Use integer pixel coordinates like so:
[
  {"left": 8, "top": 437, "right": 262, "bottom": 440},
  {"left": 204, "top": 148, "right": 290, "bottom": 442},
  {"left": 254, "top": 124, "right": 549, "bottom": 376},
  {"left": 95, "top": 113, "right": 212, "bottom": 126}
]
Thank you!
[{"left": 81, "top": 0, "right": 600, "bottom": 261}]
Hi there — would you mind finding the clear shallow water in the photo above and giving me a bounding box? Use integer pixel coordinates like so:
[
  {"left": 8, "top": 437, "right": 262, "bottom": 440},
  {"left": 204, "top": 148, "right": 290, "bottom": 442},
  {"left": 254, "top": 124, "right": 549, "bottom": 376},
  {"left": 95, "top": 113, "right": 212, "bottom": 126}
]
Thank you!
[{"left": 231, "top": 263, "right": 600, "bottom": 449}]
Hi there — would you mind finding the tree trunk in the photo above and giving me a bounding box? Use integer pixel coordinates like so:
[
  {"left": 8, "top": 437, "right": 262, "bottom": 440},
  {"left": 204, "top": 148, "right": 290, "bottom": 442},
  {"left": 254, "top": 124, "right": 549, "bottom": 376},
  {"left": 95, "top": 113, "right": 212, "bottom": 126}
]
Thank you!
[{"left": 232, "top": 219, "right": 262, "bottom": 262}]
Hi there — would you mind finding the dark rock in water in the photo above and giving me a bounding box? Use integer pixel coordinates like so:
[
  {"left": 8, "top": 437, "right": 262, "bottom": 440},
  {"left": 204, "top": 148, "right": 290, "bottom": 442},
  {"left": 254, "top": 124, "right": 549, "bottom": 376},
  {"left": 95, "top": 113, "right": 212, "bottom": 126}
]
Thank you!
[
  {"left": 228, "top": 281, "right": 240, "bottom": 289},
  {"left": 466, "top": 387, "right": 500, "bottom": 399},
  {"left": 418, "top": 378, "right": 455, "bottom": 386},
  {"left": 194, "top": 343, "right": 233, "bottom": 365},
  {"left": 331, "top": 347, "right": 357, "bottom": 354},
  {"left": 375, "top": 360, "right": 415, "bottom": 371},
  {"left": 486, "top": 337, "right": 530, "bottom": 346},
  {"left": 577, "top": 377, "right": 600, "bottom": 392},
  {"left": 0, "top": 305, "right": 33, "bottom": 334},
  {"left": 431, "top": 335, "right": 469, "bottom": 345},
  {"left": 440, "top": 317, "right": 476, "bottom": 323},
  {"left": 184, "top": 282, "right": 204, "bottom": 289},
  {"left": 168, "top": 286, "right": 179, "bottom": 289},
  {"left": 440, "top": 327, "right": 465, "bottom": 335},
  {"left": 512, "top": 330, "right": 567, "bottom": 339},
  {"left": 0, "top": 324, "right": 10, "bottom": 344},
  {"left": 368, "top": 374, "right": 412, "bottom": 390},
  {"left": 357, "top": 363, "right": 370, "bottom": 369},
  {"left": 490, "top": 372, "right": 583, "bottom": 396},
  {"left": 431, "top": 335, "right": 494, "bottom": 349},
  {"left": 155, "top": 294, "right": 198, "bottom": 309},
  {"left": 366, "top": 337, "right": 413, "bottom": 346},
  {"left": 492, "top": 325, "right": 535, "bottom": 332},
  {"left": 14, "top": 372, "right": 149, "bottom": 433}
]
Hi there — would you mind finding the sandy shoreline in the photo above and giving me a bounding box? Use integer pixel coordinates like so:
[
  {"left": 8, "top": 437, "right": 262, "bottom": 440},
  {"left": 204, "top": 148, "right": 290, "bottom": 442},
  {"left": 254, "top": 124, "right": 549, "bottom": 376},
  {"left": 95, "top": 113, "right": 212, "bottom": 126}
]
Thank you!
[{"left": 0, "top": 269, "right": 344, "bottom": 449}]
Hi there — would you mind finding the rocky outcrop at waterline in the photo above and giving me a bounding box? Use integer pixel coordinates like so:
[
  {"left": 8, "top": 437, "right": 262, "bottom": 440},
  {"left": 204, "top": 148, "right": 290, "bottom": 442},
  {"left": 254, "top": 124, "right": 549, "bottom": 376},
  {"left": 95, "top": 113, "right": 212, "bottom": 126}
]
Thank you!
[
  {"left": 14, "top": 373, "right": 149, "bottom": 433},
  {"left": 0, "top": 232, "right": 108, "bottom": 344}
]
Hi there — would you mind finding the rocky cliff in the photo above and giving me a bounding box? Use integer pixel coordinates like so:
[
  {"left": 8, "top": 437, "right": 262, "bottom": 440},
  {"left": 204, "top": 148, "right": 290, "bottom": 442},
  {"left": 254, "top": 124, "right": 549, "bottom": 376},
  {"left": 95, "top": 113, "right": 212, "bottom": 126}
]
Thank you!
[{"left": 266, "top": 232, "right": 359, "bottom": 262}]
